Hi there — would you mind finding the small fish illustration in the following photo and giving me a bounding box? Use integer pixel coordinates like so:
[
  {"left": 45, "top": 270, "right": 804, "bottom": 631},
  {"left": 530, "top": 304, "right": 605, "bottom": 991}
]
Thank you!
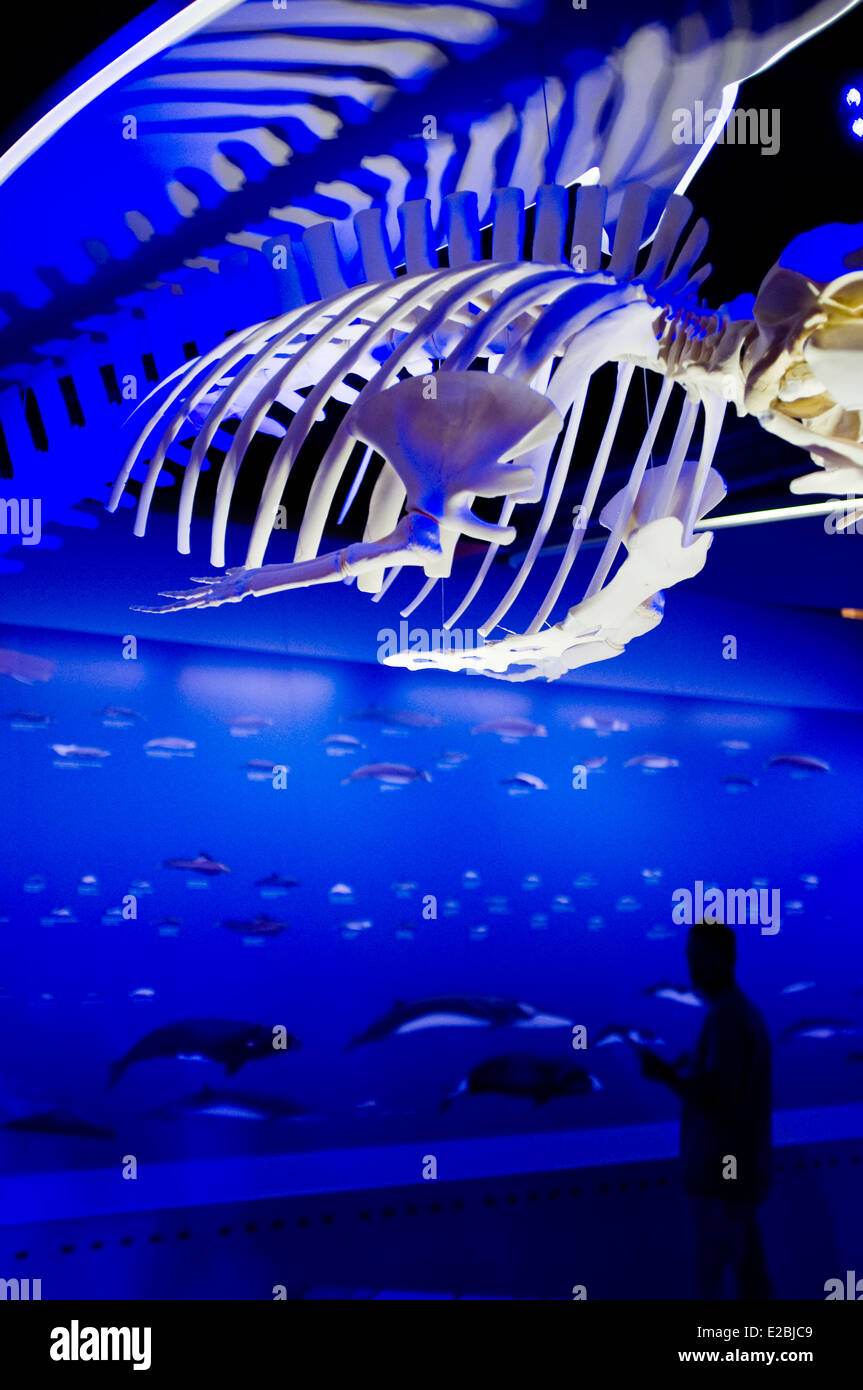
[
  {"left": 224, "top": 716, "right": 273, "bottom": 737},
  {"left": 99, "top": 706, "right": 143, "bottom": 727},
  {"left": 0, "top": 649, "right": 56, "bottom": 684},
  {"left": 442, "top": 1054, "right": 600, "bottom": 1109},
  {"left": 322, "top": 734, "right": 362, "bottom": 755},
  {"left": 342, "top": 762, "right": 430, "bottom": 786},
  {"left": 471, "top": 717, "right": 547, "bottom": 740},
  {"left": 108, "top": 1018, "right": 299, "bottom": 1086},
  {"left": 625, "top": 754, "right": 679, "bottom": 770},
  {"left": 347, "top": 705, "right": 442, "bottom": 729},
  {"left": 437, "top": 749, "right": 469, "bottom": 767},
  {"left": 3, "top": 1109, "right": 115, "bottom": 1139},
  {"left": 51, "top": 744, "right": 110, "bottom": 760},
  {"left": 596, "top": 1025, "right": 665, "bottom": 1048},
  {"left": 145, "top": 736, "right": 196, "bottom": 757},
  {"left": 43, "top": 907, "right": 77, "bottom": 923},
  {"left": 5, "top": 709, "right": 51, "bottom": 726},
  {"left": 768, "top": 754, "right": 831, "bottom": 774},
  {"left": 220, "top": 914, "right": 288, "bottom": 937},
  {"left": 577, "top": 714, "right": 629, "bottom": 735},
  {"left": 242, "top": 759, "right": 286, "bottom": 781},
  {"left": 485, "top": 895, "right": 509, "bottom": 915},
  {"left": 152, "top": 1085, "right": 315, "bottom": 1122},
  {"left": 163, "top": 852, "right": 230, "bottom": 876},
  {"left": 644, "top": 982, "right": 703, "bottom": 1008},
  {"left": 391, "top": 881, "right": 418, "bottom": 898},
  {"left": 347, "top": 996, "right": 572, "bottom": 1047},
  {"left": 254, "top": 873, "right": 299, "bottom": 890},
  {"left": 782, "top": 1018, "right": 856, "bottom": 1042},
  {"left": 646, "top": 924, "right": 676, "bottom": 941},
  {"left": 500, "top": 772, "right": 548, "bottom": 793}
]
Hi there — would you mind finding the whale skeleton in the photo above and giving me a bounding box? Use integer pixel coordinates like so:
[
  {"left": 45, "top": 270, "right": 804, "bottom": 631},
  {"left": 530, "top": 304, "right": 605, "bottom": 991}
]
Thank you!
[{"left": 113, "top": 180, "right": 863, "bottom": 682}]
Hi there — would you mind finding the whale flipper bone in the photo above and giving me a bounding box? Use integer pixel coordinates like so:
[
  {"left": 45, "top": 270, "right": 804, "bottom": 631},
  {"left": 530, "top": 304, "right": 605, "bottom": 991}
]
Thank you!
[
  {"left": 136, "top": 515, "right": 441, "bottom": 612},
  {"left": 137, "top": 375, "right": 561, "bottom": 611}
]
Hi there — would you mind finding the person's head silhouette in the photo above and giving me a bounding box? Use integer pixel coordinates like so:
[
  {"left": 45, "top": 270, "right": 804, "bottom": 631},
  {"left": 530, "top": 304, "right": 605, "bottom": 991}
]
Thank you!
[{"left": 686, "top": 921, "right": 736, "bottom": 1000}]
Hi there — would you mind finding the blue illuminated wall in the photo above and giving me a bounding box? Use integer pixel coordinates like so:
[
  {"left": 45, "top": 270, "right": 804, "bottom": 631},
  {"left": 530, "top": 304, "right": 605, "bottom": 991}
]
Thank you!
[{"left": 1, "top": 618, "right": 861, "bottom": 1199}]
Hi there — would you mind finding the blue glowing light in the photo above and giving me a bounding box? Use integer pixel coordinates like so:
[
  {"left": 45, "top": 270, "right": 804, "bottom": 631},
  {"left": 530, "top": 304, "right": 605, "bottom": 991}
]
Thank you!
[
  {"left": 853, "top": 117, "right": 863, "bottom": 139},
  {"left": 845, "top": 87, "right": 861, "bottom": 107}
]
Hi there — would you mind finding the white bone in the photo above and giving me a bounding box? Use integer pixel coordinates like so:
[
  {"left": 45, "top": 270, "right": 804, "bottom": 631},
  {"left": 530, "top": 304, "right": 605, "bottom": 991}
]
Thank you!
[
  {"left": 584, "top": 376, "right": 674, "bottom": 600},
  {"left": 527, "top": 361, "right": 636, "bottom": 633}
]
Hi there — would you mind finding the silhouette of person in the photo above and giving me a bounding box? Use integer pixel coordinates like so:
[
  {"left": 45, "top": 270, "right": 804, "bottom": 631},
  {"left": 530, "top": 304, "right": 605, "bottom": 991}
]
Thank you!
[{"left": 637, "top": 922, "right": 773, "bottom": 1299}]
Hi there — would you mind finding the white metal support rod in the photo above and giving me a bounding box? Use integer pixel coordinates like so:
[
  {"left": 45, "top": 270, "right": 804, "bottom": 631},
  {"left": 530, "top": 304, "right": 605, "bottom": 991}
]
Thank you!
[{"left": 692, "top": 499, "right": 863, "bottom": 529}]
